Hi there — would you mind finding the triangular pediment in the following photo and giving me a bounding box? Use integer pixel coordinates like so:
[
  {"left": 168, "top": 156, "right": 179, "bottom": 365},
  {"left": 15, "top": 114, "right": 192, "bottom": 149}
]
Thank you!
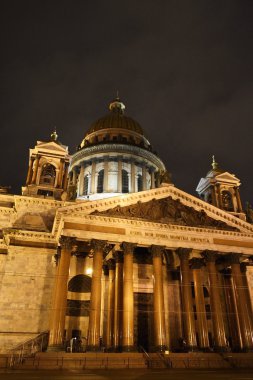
[
  {"left": 36, "top": 141, "right": 68, "bottom": 154},
  {"left": 58, "top": 186, "right": 253, "bottom": 234},
  {"left": 215, "top": 171, "right": 240, "bottom": 183},
  {"left": 91, "top": 196, "right": 237, "bottom": 231}
]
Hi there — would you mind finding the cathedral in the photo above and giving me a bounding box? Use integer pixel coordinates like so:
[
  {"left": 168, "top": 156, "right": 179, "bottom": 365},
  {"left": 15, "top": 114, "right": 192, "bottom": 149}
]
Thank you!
[{"left": 0, "top": 97, "right": 252, "bottom": 356}]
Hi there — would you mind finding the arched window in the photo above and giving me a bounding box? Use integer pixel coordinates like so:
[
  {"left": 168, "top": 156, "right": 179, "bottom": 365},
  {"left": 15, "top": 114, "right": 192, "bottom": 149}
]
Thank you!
[
  {"left": 222, "top": 190, "right": 233, "bottom": 211},
  {"left": 122, "top": 169, "right": 129, "bottom": 193},
  {"left": 137, "top": 174, "right": 143, "bottom": 192},
  {"left": 83, "top": 175, "right": 89, "bottom": 195},
  {"left": 97, "top": 170, "right": 104, "bottom": 193},
  {"left": 40, "top": 164, "right": 56, "bottom": 185}
]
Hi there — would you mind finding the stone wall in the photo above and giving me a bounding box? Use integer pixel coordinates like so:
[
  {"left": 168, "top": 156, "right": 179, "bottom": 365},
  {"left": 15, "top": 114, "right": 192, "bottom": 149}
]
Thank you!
[{"left": 0, "top": 246, "right": 56, "bottom": 352}]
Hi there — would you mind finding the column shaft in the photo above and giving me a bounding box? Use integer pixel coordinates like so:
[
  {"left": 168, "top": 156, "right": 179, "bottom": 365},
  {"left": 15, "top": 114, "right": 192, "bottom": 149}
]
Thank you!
[
  {"left": 87, "top": 240, "right": 107, "bottom": 350},
  {"left": 104, "top": 159, "right": 109, "bottom": 192},
  {"left": 49, "top": 237, "right": 75, "bottom": 347},
  {"left": 58, "top": 160, "right": 64, "bottom": 187},
  {"left": 31, "top": 156, "right": 39, "bottom": 184},
  {"left": 151, "top": 245, "right": 167, "bottom": 351},
  {"left": 142, "top": 165, "right": 147, "bottom": 190},
  {"left": 191, "top": 258, "right": 209, "bottom": 350},
  {"left": 105, "top": 260, "right": 115, "bottom": 348},
  {"left": 231, "top": 256, "right": 253, "bottom": 350},
  {"left": 90, "top": 161, "right": 96, "bottom": 193},
  {"left": 118, "top": 159, "right": 122, "bottom": 192},
  {"left": 222, "top": 269, "right": 243, "bottom": 350},
  {"left": 79, "top": 164, "right": 85, "bottom": 196},
  {"left": 203, "top": 252, "right": 227, "bottom": 350},
  {"left": 151, "top": 170, "right": 155, "bottom": 189},
  {"left": 113, "top": 252, "right": 123, "bottom": 350},
  {"left": 176, "top": 248, "right": 197, "bottom": 350},
  {"left": 26, "top": 157, "right": 34, "bottom": 185},
  {"left": 63, "top": 163, "right": 69, "bottom": 191},
  {"left": 131, "top": 161, "right": 135, "bottom": 192},
  {"left": 122, "top": 242, "right": 135, "bottom": 351}
]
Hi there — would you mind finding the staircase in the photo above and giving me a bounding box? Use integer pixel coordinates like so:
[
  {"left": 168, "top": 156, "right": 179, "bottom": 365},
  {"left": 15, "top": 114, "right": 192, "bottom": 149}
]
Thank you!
[
  {"left": 7, "top": 330, "right": 49, "bottom": 368},
  {"left": 1, "top": 344, "right": 253, "bottom": 370}
]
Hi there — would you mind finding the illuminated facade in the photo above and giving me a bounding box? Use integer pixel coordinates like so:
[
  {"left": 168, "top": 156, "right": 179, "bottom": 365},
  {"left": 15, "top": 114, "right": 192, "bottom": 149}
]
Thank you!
[{"left": 0, "top": 98, "right": 252, "bottom": 355}]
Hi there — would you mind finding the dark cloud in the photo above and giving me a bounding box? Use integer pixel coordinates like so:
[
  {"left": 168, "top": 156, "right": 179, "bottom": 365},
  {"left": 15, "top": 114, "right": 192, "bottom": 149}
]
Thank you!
[{"left": 0, "top": 0, "right": 253, "bottom": 204}]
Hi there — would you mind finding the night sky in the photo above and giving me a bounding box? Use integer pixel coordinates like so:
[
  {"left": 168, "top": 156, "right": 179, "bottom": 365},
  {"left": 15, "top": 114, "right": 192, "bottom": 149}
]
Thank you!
[{"left": 1, "top": 1, "right": 253, "bottom": 206}]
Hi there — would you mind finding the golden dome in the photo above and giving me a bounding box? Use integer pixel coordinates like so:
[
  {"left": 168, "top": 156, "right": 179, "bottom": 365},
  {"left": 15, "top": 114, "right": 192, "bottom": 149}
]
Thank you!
[{"left": 84, "top": 98, "right": 144, "bottom": 137}]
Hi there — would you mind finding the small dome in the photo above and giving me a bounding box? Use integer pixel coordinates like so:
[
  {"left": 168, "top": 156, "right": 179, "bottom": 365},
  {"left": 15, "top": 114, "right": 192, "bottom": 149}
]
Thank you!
[{"left": 84, "top": 97, "right": 144, "bottom": 137}]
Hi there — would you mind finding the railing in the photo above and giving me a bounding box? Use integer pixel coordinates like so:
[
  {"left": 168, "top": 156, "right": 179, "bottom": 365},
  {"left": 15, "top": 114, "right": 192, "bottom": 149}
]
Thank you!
[
  {"left": 156, "top": 352, "right": 172, "bottom": 368},
  {"left": 139, "top": 345, "right": 151, "bottom": 368},
  {"left": 9, "top": 330, "right": 49, "bottom": 368}
]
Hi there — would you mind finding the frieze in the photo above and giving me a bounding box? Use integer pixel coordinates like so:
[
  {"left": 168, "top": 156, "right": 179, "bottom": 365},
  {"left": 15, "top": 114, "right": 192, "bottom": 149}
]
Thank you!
[
  {"left": 92, "top": 196, "right": 238, "bottom": 231},
  {"left": 62, "top": 213, "right": 253, "bottom": 239}
]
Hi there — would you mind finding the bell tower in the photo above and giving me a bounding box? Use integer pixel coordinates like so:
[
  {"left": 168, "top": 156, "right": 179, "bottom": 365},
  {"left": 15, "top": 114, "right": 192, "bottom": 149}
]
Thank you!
[
  {"left": 196, "top": 156, "right": 245, "bottom": 220},
  {"left": 22, "top": 130, "right": 70, "bottom": 200}
]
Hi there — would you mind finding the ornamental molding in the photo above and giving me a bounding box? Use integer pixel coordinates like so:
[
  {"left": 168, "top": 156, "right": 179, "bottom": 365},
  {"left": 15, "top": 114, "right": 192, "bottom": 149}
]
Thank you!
[
  {"left": 2, "top": 228, "right": 56, "bottom": 244},
  {"left": 57, "top": 186, "right": 253, "bottom": 234},
  {"left": 0, "top": 207, "right": 14, "bottom": 215},
  {"left": 70, "top": 143, "right": 165, "bottom": 170},
  {"left": 63, "top": 213, "right": 253, "bottom": 245},
  {"left": 13, "top": 195, "right": 71, "bottom": 210}
]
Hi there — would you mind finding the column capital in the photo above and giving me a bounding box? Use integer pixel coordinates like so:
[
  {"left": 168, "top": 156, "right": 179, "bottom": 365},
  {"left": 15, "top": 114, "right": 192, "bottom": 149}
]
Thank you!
[
  {"left": 90, "top": 239, "right": 108, "bottom": 253},
  {"left": 201, "top": 250, "right": 219, "bottom": 262},
  {"left": 107, "top": 258, "right": 116, "bottom": 270},
  {"left": 113, "top": 250, "right": 124, "bottom": 263},
  {"left": 121, "top": 242, "right": 136, "bottom": 255},
  {"left": 102, "top": 263, "right": 109, "bottom": 276},
  {"left": 149, "top": 245, "right": 165, "bottom": 258},
  {"left": 59, "top": 236, "right": 77, "bottom": 251},
  {"left": 219, "top": 268, "right": 232, "bottom": 277},
  {"left": 176, "top": 247, "right": 192, "bottom": 260},
  {"left": 240, "top": 262, "right": 248, "bottom": 273},
  {"left": 190, "top": 257, "right": 205, "bottom": 269},
  {"left": 226, "top": 252, "right": 242, "bottom": 265}
]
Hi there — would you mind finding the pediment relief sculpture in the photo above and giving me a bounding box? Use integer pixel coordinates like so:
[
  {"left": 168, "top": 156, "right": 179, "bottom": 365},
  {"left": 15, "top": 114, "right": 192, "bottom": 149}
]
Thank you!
[{"left": 92, "top": 196, "right": 238, "bottom": 231}]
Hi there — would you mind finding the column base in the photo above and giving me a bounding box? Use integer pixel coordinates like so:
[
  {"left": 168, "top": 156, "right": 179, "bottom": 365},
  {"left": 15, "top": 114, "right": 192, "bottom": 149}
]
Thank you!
[
  {"left": 214, "top": 346, "right": 231, "bottom": 353},
  {"left": 47, "top": 344, "right": 64, "bottom": 352},
  {"left": 86, "top": 345, "right": 101, "bottom": 352},
  {"left": 122, "top": 345, "right": 136, "bottom": 352},
  {"left": 150, "top": 345, "right": 168, "bottom": 353},
  {"left": 185, "top": 346, "right": 199, "bottom": 352}
]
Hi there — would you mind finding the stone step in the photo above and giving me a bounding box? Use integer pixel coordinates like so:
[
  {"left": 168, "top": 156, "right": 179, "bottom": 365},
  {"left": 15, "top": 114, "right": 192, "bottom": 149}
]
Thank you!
[{"left": 3, "top": 352, "right": 253, "bottom": 370}]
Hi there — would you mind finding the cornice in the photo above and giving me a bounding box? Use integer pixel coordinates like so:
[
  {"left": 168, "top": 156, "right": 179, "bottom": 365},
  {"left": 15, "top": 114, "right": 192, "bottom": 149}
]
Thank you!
[
  {"left": 0, "top": 207, "right": 14, "bottom": 215},
  {"left": 70, "top": 143, "right": 165, "bottom": 170},
  {"left": 13, "top": 195, "right": 71, "bottom": 209},
  {"left": 3, "top": 228, "right": 56, "bottom": 245}
]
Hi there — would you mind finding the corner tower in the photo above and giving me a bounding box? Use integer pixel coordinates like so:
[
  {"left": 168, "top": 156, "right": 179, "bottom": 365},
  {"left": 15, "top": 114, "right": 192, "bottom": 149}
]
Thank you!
[
  {"left": 22, "top": 130, "right": 70, "bottom": 200},
  {"left": 196, "top": 156, "right": 245, "bottom": 220},
  {"left": 69, "top": 97, "right": 167, "bottom": 200}
]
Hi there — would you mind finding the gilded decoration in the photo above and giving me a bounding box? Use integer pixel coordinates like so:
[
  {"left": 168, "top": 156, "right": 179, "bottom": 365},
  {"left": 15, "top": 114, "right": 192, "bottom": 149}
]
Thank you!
[{"left": 92, "top": 196, "right": 238, "bottom": 231}]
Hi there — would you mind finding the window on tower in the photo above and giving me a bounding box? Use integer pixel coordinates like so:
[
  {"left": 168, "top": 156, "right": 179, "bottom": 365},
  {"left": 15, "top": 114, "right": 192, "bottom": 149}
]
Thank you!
[
  {"left": 137, "top": 174, "right": 143, "bottom": 192},
  {"left": 221, "top": 190, "right": 233, "bottom": 211},
  {"left": 83, "top": 175, "right": 89, "bottom": 195},
  {"left": 39, "top": 164, "right": 56, "bottom": 186},
  {"left": 97, "top": 170, "right": 104, "bottom": 193},
  {"left": 122, "top": 169, "right": 129, "bottom": 193}
]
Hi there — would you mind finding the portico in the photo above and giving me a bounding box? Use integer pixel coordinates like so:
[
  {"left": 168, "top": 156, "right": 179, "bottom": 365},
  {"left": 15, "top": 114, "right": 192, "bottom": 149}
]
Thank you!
[{"left": 47, "top": 187, "right": 253, "bottom": 353}]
